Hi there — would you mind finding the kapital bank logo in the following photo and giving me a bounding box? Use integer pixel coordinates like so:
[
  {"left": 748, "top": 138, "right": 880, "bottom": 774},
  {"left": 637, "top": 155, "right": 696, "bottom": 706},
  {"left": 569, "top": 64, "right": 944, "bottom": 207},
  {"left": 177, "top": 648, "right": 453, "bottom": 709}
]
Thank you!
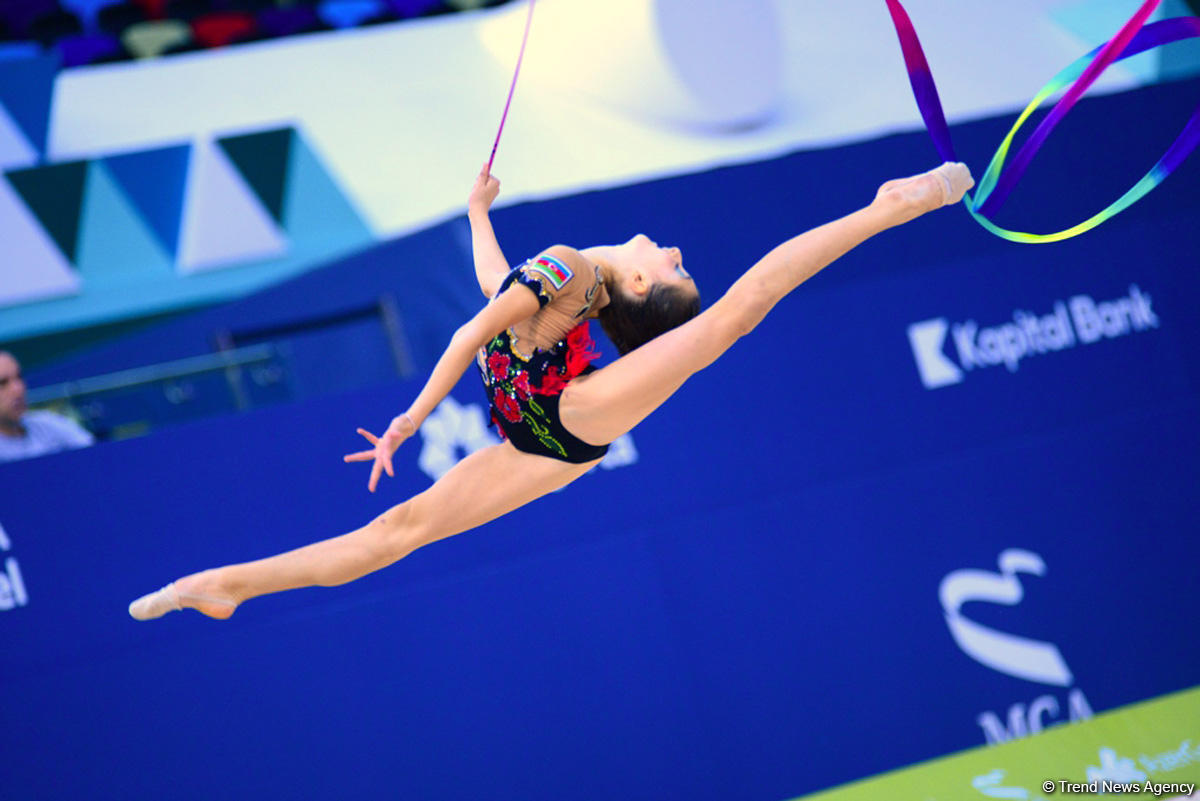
[{"left": 908, "top": 285, "right": 1159, "bottom": 389}]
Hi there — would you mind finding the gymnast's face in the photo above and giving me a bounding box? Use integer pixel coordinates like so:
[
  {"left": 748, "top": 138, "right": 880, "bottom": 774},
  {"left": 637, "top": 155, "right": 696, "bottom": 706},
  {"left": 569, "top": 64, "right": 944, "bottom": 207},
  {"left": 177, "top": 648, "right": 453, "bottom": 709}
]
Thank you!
[{"left": 619, "top": 233, "right": 696, "bottom": 298}]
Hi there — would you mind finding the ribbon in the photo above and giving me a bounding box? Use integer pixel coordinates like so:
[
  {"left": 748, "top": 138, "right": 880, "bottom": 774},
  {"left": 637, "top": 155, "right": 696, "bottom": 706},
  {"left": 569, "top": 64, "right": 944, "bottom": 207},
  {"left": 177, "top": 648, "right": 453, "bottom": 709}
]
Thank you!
[
  {"left": 885, "top": 0, "right": 1200, "bottom": 243},
  {"left": 487, "top": 0, "right": 536, "bottom": 176}
]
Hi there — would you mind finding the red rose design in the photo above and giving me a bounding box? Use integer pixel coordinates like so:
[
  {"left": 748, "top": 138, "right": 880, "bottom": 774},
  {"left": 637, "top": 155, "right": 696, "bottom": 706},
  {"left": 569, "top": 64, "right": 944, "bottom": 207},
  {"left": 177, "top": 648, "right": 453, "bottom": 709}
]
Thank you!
[
  {"left": 489, "top": 410, "right": 508, "bottom": 440},
  {"left": 536, "top": 366, "right": 568, "bottom": 395},
  {"left": 513, "top": 371, "right": 533, "bottom": 400},
  {"left": 563, "top": 322, "right": 600, "bottom": 379},
  {"left": 487, "top": 352, "right": 511, "bottom": 381},
  {"left": 494, "top": 388, "right": 522, "bottom": 423}
]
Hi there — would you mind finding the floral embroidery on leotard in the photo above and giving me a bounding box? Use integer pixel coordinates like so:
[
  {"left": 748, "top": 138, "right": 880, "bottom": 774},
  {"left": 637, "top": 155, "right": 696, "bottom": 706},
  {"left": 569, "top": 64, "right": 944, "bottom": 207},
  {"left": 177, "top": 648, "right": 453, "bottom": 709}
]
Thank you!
[{"left": 479, "top": 323, "right": 600, "bottom": 460}]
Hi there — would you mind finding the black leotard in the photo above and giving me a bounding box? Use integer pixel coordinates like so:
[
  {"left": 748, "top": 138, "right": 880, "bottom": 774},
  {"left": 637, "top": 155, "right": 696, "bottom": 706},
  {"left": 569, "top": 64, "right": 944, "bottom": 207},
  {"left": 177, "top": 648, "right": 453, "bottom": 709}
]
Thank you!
[{"left": 477, "top": 255, "right": 610, "bottom": 464}]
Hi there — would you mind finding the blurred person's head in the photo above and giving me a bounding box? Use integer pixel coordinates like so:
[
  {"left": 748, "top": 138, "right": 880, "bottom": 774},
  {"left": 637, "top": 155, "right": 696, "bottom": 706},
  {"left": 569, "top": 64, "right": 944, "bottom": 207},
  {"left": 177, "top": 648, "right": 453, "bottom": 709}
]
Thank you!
[{"left": 0, "top": 351, "right": 28, "bottom": 435}]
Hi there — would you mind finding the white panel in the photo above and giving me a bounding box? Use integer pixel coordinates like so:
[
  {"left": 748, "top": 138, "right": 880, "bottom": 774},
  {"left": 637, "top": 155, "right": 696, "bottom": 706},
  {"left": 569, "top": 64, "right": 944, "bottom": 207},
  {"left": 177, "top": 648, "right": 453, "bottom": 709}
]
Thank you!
[
  {"left": 176, "top": 138, "right": 287, "bottom": 275},
  {"left": 0, "top": 175, "right": 82, "bottom": 308},
  {"left": 0, "top": 104, "right": 38, "bottom": 171},
  {"left": 46, "top": 0, "right": 1150, "bottom": 238}
]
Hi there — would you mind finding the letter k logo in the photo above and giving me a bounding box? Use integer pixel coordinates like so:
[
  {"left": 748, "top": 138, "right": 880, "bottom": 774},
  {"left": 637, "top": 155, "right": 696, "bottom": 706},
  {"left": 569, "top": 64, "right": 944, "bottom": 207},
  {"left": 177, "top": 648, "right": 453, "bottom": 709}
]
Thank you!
[{"left": 908, "top": 318, "right": 964, "bottom": 389}]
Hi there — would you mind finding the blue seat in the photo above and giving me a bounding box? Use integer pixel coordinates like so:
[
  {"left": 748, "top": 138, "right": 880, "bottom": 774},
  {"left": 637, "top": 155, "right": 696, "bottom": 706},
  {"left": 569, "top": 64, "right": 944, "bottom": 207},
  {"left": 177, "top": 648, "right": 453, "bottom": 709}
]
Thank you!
[
  {"left": 317, "top": 0, "right": 385, "bottom": 30},
  {"left": 383, "top": 0, "right": 444, "bottom": 18},
  {"left": 57, "top": 33, "right": 123, "bottom": 66},
  {"left": 256, "top": 7, "right": 324, "bottom": 38},
  {"left": 61, "top": 0, "right": 125, "bottom": 31},
  {"left": 0, "top": 43, "right": 43, "bottom": 63}
]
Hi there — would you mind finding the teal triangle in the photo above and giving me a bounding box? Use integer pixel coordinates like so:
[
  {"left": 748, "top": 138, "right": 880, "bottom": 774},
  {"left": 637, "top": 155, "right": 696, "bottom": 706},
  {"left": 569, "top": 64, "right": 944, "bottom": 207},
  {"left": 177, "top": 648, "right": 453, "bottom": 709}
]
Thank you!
[
  {"left": 282, "top": 130, "right": 373, "bottom": 247},
  {"left": 218, "top": 128, "right": 292, "bottom": 224},
  {"left": 103, "top": 145, "right": 191, "bottom": 256},
  {"left": 0, "top": 51, "right": 59, "bottom": 157},
  {"left": 5, "top": 160, "right": 89, "bottom": 262},
  {"left": 75, "top": 162, "right": 173, "bottom": 283}
]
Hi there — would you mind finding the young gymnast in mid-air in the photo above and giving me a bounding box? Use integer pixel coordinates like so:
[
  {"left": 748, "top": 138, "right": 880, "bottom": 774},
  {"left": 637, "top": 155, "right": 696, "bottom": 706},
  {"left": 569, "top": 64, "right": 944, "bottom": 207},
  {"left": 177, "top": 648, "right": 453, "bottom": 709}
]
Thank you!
[{"left": 129, "top": 160, "right": 973, "bottom": 621}]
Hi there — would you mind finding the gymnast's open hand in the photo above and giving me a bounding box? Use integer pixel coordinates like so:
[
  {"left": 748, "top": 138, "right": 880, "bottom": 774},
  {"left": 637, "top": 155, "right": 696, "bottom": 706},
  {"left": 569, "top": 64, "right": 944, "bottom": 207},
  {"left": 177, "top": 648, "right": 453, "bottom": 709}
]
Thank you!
[{"left": 343, "top": 413, "right": 417, "bottom": 493}]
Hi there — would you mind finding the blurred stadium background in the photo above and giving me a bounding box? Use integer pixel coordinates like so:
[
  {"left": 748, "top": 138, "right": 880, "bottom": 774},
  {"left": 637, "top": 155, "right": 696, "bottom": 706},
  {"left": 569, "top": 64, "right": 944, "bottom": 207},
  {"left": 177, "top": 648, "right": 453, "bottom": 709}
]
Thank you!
[{"left": 1, "top": 1, "right": 1199, "bottom": 798}]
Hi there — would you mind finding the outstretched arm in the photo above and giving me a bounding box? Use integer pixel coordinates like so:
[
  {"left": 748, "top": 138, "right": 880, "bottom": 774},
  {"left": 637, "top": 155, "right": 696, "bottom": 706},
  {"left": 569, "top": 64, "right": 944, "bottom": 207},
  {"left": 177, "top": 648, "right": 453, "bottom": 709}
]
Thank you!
[
  {"left": 404, "top": 288, "right": 537, "bottom": 428},
  {"left": 344, "top": 285, "right": 539, "bottom": 491},
  {"left": 467, "top": 167, "right": 510, "bottom": 298}
]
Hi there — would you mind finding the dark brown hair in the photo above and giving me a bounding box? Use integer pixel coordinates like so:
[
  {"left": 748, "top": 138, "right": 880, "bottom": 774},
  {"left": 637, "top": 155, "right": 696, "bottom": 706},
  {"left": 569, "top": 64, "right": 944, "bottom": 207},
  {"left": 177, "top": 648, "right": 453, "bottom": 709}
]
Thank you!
[{"left": 597, "top": 282, "right": 700, "bottom": 355}]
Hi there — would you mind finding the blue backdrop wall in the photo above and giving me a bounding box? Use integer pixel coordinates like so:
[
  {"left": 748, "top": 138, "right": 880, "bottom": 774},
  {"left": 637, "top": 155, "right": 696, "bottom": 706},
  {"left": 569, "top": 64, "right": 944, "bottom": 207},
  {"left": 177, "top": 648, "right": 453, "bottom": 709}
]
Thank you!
[{"left": 2, "top": 79, "right": 1199, "bottom": 800}]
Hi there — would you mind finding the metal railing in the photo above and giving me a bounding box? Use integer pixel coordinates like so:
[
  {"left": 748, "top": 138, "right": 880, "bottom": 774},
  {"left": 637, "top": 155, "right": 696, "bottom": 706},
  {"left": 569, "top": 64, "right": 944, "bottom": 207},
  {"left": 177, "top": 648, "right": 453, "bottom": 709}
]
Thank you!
[
  {"left": 24, "top": 293, "right": 416, "bottom": 441},
  {"left": 26, "top": 345, "right": 280, "bottom": 407}
]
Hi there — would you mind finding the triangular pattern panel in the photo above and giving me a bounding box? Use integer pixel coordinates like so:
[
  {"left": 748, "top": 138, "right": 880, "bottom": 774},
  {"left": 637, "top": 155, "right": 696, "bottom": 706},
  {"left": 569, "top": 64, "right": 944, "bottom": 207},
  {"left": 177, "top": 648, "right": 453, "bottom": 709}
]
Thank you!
[
  {"left": 75, "top": 161, "right": 175, "bottom": 284},
  {"left": 5, "top": 160, "right": 89, "bottom": 262},
  {"left": 103, "top": 144, "right": 192, "bottom": 258},
  {"left": 0, "top": 174, "right": 82, "bottom": 307},
  {"left": 217, "top": 128, "right": 292, "bottom": 224},
  {"left": 282, "top": 130, "right": 374, "bottom": 249},
  {"left": 0, "top": 104, "right": 38, "bottom": 171},
  {"left": 0, "top": 52, "right": 59, "bottom": 158},
  {"left": 176, "top": 138, "right": 289, "bottom": 274}
]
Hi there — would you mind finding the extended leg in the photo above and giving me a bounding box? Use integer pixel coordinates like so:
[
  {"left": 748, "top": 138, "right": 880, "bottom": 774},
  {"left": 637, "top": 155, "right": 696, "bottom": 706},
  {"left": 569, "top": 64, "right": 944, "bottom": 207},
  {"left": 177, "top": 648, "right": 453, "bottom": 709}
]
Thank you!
[
  {"left": 560, "top": 163, "right": 972, "bottom": 446},
  {"left": 130, "top": 441, "right": 598, "bottom": 620}
]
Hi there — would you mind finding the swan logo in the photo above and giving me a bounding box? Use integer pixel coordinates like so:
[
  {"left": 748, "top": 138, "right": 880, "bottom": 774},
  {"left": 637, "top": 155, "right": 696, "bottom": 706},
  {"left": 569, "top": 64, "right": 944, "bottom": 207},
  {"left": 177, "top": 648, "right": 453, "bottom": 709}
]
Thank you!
[
  {"left": 940, "top": 549, "right": 1092, "bottom": 744},
  {"left": 908, "top": 285, "right": 1159, "bottom": 389},
  {"left": 940, "top": 549, "right": 1072, "bottom": 686}
]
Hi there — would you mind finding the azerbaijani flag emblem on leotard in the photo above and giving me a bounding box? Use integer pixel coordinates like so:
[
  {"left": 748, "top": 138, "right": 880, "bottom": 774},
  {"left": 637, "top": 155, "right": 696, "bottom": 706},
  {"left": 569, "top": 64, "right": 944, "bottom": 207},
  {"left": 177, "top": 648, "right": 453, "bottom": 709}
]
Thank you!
[{"left": 528, "top": 255, "right": 573, "bottom": 290}]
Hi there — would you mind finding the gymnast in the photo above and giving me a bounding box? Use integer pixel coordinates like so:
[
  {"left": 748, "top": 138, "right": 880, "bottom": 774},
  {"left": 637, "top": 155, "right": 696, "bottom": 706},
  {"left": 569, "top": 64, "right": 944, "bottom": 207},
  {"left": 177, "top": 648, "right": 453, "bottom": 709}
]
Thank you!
[{"left": 129, "top": 161, "right": 973, "bottom": 620}]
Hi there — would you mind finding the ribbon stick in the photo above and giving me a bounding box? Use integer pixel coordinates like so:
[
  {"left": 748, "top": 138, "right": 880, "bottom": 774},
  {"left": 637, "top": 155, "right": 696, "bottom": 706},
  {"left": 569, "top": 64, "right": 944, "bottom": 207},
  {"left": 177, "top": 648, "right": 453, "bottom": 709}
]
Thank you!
[
  {"left": 885, "top": 0, "right": 1200, "bottom": 243},
  {"left": 486, "top": 0, "right": 536, "bottom": 176}
]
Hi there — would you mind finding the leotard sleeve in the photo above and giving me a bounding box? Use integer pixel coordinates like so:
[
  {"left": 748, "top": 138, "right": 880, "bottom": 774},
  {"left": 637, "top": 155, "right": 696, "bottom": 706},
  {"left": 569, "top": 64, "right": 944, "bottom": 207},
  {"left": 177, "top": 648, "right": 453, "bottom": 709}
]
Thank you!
[{"left": 505, "top": 251, "right": 578, "bottom": 309}]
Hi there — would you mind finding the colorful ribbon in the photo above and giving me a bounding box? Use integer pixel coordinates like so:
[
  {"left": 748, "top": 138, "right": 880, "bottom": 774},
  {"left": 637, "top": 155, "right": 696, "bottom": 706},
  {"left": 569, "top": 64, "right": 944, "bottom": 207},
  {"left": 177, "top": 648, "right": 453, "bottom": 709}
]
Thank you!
[{"left": 886, "top": 0, "right": 1200, "bottom": 243}]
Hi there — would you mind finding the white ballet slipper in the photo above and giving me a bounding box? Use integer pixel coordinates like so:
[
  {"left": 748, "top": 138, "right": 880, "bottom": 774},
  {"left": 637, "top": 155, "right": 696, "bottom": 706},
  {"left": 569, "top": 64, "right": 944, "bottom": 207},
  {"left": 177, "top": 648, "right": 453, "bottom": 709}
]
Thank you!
[
  {"left": 932, "top": 161, "right": 974, "bottom": 206},
  {"left": 128, "top": 582, "right": 236, "bottom": 621},
  {"left": 129, "top": 583, "right": 181, "bottom": 620}
]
